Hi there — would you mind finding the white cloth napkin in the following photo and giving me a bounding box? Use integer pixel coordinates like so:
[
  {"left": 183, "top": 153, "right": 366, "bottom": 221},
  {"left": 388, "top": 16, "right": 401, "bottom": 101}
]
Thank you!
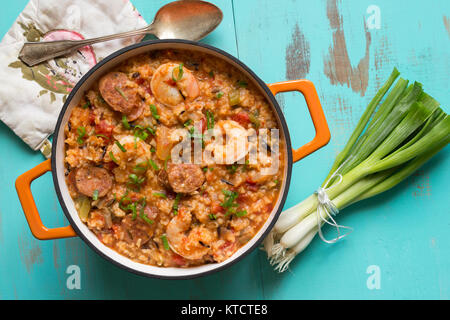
[{"left": 0, "top": 0, "right": 147, "bottom": 153}]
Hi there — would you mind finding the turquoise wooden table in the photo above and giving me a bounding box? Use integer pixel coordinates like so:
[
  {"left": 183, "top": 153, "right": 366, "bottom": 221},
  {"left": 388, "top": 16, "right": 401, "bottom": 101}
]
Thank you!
[{"left": 0, "top": 0, "right": 449, "bottom": 300}]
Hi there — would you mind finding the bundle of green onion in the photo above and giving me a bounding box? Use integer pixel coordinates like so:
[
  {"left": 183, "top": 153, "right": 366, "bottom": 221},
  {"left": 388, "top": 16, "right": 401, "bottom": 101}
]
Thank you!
[{"left": 264, "top": 68, "right": 450, "bottom": 272}]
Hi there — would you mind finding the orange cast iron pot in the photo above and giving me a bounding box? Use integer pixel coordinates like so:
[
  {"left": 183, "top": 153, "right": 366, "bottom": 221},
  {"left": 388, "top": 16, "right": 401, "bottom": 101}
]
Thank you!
[{"left": 15, "top": 40, "right": 330, "bottom": 279}]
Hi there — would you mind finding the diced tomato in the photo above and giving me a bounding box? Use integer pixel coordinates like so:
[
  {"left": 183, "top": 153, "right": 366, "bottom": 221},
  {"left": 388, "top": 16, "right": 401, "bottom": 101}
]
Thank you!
[
  {"left": 95, "top": 120, "right": 114, "bottom": 138},
  {"left": 135, "top": 77, "right": 145, "bottom": 85},
  {"left": 237, "top": 193, "right": 250, "bottom": 205},
  {"left": 172, "top": 253, "right": 187, "bottom": 266},
  {"left": 88, "top": 110, "right": 96, "bottom": 125},
  {"left": 129, "top": 193, "right": 140, "bottom": 203},
  {"left": 212, "top": 201, "right": 225, "bottom": 214},
  {"left": 245, "top": 178, "right": 259, "bottom": 192},
  {"left": 231, "top": 112, "right": 250, "bottom": 127},
  {"left": 246, "top": 178, "right": 256, "bottom": 185},
  {"left": 220, "top": 241, "right": 235, "bottom": 254},
  {"left": 165, "top": 79, "right": 177, "bottom": 87}
]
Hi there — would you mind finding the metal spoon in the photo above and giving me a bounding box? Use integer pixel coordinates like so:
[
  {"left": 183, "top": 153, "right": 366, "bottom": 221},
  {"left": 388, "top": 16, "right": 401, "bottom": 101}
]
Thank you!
[{"left": 19, "top": 0, "right": 223, "bottom": 67}]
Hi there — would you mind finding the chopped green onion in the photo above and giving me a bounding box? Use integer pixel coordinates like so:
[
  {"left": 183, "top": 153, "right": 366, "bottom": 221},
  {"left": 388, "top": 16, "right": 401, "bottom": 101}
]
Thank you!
[
  {"left": 115, "top": 141, "right": 127, "bottom": 153},
  {"left": 109, "top": 151, "right": 119, "bottom": 164},
  {"left": 128, "top": 174, "right": 145, "bottom": 191},
  {"left": 221, "top": 190, "right": 239, "bottom": 216},
  {"left": 153, "top": 192, "right": 167, "bottom": 199},
  {"left": 118, "top": 191, "right": 130, "bottom": 211},
  {"left": 77, "top": 126, "right": 86, "bottom": 144},
  {"left": 122, "top": 115, "right": 130, "bottom": 129},
  {"left": 115, "top": 86, "right": 128, "bottom": 101},
  {"left": 150, "top": 104, "right": 160, "bottom": 120},
  {"left": 92, "top": 190, "right": 99, "bottom": 201},
  {"left": 203, "top": 167, "right": 208, "bottom": 173},
  {"left": 216, "top": 91, "right": 224, "bottom": 99},
  {"left": 141, "top": 215, "right": 154, "bottom": 225},
  {"left": 133, "top": 162, "right": 148, "bottom": 173},
  {"left": 148, "top": 159, "right": 159, "bottom": 171},
  {"left": 238, "top": 80, "right": 248, "bottom": 88},
  {"left": 227, "top": 163, "right": 238, "bottom": 174},
  {"left": 129, "top": 203, "right": 137, "bottom": 220},
  {"left": 243, "top": 159, "right": 249, "bottom": 171},
  {"left": 164, "top": 157, "right": 170, "bottom": 170},
  {"left": 81, "top": 101, "right": 90, "bottom": 109},
  {"left": 95, "top": 134, "right": 108, "bottom": 139},
  {"left": 209, "top": 214, "right": 217, "bottom": 220},
  {"left": 150, "top": 146, "right": 156, "bottom": 153},
  {"left": 129, "top": 174, "right": 145, "bottom": 185},
  {"left": 146, "top": 126, "right": 156, "bottom": 136},
  {"left": 134, "top": 126, "right": 149, "bottom": 141},
  {"left": 161, "top": 234, "right": 170, "bottom": 250},
  {"left": 172, "top": 63, "right": 184, "bottom": 82},
  {"left": 209, "top": 71, "right": 214, "bottom": 78},
  {"left": 173, "top": 193, "right": 181, "bottom": 215},
  {"left": 184, "top": 119, "right": 192, "bottom": 127},
  {"left": 206, "top": 110, "right": 215, "bottom": 130},
  {"left": 236, "top": 210, "right": 247, "bottom": 217}
]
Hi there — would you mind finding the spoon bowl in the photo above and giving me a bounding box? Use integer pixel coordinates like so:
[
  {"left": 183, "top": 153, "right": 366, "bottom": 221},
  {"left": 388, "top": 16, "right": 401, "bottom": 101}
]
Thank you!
[{"left": 152, "top": 0, "right": 223, "bottom": 41}]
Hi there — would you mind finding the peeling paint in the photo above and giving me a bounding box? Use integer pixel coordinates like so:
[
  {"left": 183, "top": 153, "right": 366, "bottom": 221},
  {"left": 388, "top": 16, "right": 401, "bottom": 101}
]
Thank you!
[
  {"left": 410, "top": 170, "right": 432, "bottom": 197},
  {"left": 285, "top": 23, "right": 310, "bottom": 80},
  {"left": 373, "top": 35, "right": 392, "bottom": 87},
  {"left": 443, "top": 16, "right": 450, "bottom": 38},
  {"left": 324, "top": 0, "right": 371, "bottom": 96},
  {"left": 53, "top": 241, "right": 59, "bottom": 270},
  {"left": 18, "top": 234, "right": 43, "bottom": 273}
]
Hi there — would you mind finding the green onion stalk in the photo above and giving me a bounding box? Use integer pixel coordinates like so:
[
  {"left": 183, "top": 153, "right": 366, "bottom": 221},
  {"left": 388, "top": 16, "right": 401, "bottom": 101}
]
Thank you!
[{"left": 264, "top": 68, "right": 450, "bottom": 272}]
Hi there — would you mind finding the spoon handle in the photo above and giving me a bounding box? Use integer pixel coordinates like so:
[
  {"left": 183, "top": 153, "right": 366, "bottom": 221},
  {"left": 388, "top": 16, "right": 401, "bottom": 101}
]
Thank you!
[{"left": 19, "top": 25, "right": 155, "bottom": 67}]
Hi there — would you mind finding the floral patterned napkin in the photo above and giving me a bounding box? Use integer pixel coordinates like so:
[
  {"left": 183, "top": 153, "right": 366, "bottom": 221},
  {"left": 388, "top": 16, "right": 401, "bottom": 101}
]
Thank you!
[{"left": 0, "top": 0, "right": 147, "bottom": 156}]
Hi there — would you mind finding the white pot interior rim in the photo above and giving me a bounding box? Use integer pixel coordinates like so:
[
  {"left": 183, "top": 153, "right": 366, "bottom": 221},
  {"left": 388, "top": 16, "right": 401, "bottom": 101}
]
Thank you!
[{"left": 52, "top": 40, "right": 293, "bottom": 279}]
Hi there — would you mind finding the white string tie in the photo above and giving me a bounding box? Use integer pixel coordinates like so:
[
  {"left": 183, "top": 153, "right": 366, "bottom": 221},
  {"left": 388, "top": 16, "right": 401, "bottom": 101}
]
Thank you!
[{"left": 315, "top": 163, "right": 353, "bottom": 244}]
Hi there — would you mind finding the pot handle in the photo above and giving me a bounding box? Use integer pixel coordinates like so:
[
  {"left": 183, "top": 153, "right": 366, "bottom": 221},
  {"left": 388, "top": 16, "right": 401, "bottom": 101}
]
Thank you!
[
  {"left": 268, "top": 80, "right": 330, "bottom": 163},
  {"left": 16, "top": 159, "right": 77, "bottom": 240}
]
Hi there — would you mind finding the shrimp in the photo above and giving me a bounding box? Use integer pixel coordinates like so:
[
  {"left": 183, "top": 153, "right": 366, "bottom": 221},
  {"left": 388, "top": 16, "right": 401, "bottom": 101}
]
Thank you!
[
  {"left": 204, "top": 120, "right": 250, "bottom": 164},
  {"left": 151, "top": 63, "right": 200, "bottom": 106},
  {"left": 166, "top": 209, "right": 216, "bottom": 260},
  {"left": 107, "top": 135, "right": 151, "bottom": 169}
]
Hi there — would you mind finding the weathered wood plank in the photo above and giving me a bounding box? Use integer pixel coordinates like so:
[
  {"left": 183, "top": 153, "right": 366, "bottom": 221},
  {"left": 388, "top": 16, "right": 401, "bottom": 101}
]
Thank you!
[{"left": 233, "top": 0, "right": 450, "bottom": 299}]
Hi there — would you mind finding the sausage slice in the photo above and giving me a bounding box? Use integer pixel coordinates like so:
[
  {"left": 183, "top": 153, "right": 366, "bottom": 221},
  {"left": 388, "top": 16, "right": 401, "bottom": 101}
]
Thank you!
[
  {"left": 166, "top": 163, "right": 205, "bottom": 194},
  {"left": 75, "top": 166, "right": 113, "bottom": 198},
  {"left": 99, "top": 72, "right": 143, "bottom": 120}
]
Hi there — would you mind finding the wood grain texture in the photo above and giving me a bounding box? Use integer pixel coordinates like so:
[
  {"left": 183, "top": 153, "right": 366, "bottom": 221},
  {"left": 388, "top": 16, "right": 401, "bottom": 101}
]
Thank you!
[
  {"left": 323, "top": 0, "right": 371, "bottom": 95},
  {"left": 0, "top": 0, "right": 449, "bottom": 299}
]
